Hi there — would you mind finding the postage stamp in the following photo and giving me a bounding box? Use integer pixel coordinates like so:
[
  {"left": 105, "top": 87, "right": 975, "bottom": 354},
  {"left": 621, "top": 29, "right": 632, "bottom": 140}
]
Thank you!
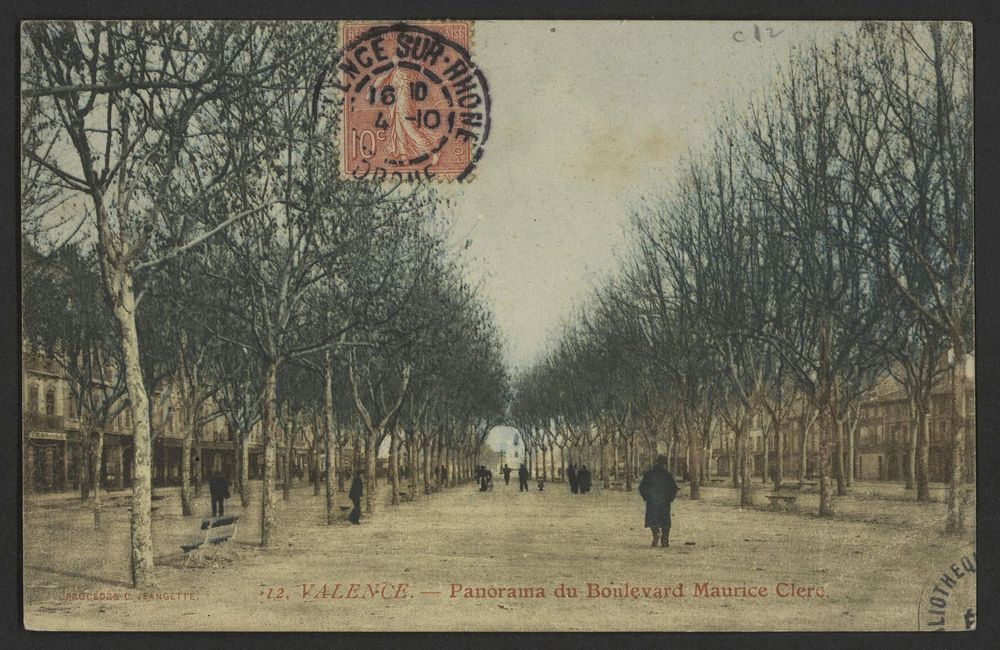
[{"left": 335, "top": 21, "right": 490, "bottom": 182}]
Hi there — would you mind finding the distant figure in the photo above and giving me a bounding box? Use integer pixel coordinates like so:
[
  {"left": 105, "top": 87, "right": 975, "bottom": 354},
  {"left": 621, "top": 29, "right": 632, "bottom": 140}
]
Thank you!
[
  {"left": 579, "top": 465, "right": 592, "bottom": 494},
  {"left": 348, "top": 473, "right": 363, "bottom": 525},
  {"left": 518, "top": 464, "right": 530, "bottom": 492},
  {"left": 486, "top": 467, "right": 494, "bottom": 491},
  {"left": 502, "top": 464, "right": 512, "bottom": 485},
  {"left": 537, "top": 477, "right": 545, "bottom": 491},
  {"left": 639, "top": 455, "right": 679, "bottom": 547},
  {"left": 476, "top": 465, "right": 490, "bottom": 492},
  {"left": 441, "top": 465, "right": 448, "bottom": 485},
  {"left": 568, "top": 463, "right": 579, "bottom": 494},
  {"left": 209, "top": 469, "right": 230, "bottom": 517}
]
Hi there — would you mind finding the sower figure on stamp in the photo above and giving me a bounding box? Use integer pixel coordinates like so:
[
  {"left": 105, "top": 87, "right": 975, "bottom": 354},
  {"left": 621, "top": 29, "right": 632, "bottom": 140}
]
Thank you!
[
  {"left": 639, "top": 455, "right": 679, "bottom": 547},
  {"left": 209, "top": 469, "right": 230, "bottom": 517},
  {"left": 348, "top": 472, "right": 363, "bottom": 525}
]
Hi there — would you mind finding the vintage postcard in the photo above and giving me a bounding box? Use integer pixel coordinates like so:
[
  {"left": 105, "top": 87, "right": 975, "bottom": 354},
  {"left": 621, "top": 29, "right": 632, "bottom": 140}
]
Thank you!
[{"left": 20, "top": 20, "right": 976, "bottom": 632}]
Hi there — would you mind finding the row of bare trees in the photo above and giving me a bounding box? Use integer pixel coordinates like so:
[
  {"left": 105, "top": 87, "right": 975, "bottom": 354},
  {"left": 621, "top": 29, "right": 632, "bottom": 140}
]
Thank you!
[
  {"left": 22, "top": 21, "right": 508, "bottom": 588},
  {"left": 510, "top": 22, "right": 972, "bottom": 533}
]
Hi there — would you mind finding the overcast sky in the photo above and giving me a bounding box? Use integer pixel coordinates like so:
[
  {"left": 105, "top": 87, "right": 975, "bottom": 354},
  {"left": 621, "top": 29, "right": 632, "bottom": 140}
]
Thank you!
[{"left": 439, "top": 21, "right": 849, "bottom": 371}]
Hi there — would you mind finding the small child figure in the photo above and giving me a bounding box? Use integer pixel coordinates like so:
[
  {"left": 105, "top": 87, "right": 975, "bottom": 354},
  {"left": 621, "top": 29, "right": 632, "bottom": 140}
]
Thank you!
[{"left": 537, "top": 478, "right": 545, "bottom": 491}]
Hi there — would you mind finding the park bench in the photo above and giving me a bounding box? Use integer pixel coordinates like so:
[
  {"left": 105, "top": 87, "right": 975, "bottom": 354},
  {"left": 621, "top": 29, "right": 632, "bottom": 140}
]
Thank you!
[
  {"left": 397, "top": 490, "right": 414, "bottom": 502},
  {"left": 774, "top": 483, "right": 803, "bottom": 492},
  {"left": 610, "top": 481, "right": 625, "bottom": 490},
  {"left": 181, "top": 515, "right": 240, "bottom": 567},
  {"left": 765, "top": 493, "right": 797, "bottom": 509}
]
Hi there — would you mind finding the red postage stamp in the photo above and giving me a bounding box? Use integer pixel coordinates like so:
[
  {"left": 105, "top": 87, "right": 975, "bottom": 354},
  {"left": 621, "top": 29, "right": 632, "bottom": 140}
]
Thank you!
[{"left": 337, "top": 21, "right": 490, "bottom": 182}]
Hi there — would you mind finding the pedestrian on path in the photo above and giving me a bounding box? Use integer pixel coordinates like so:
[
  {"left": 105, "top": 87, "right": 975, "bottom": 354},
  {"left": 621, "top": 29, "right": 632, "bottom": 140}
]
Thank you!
[
  {"left": 209, "top": 469, "right": 230, "bottom": 517},
  {"left": 639, "top": 455, "right": 678, "bottom": 547},
  {"left": 502, "top": 464, "right": 512, "bottom": 485},
  {"left": 579, "top": 465, "right": 592, "bottom": 494},
  {"left": 568, "top": 463, "right": 579, "bottom": 494},
  {"left": 348, "top": 472, "right": 363, "bottom": 525},
  {"left": 518, "top": 464, "right": 529, "bottom": 492}
]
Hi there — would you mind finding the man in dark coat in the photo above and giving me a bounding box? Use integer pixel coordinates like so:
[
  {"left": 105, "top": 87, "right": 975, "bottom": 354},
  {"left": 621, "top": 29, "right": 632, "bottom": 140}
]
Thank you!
[
  {"left": 208, "top": 469, "right": 230, "bottom": 517},
  {"left": 639, "top": 455, "right": 679, "bottom": 547},
  {"left": 502, "top": 464, "right": 512, "bottom": 485},
  {"left": 476, "top": 465, "right": 489, "bottom": 491},
  {"left": 517, "top": 464, "right": 530, "bottom": 492},
  {"left": 579, "top": 465, "right": 592, "bottom": 493},
  {"left": 567, "top": 463, "right": 579, "bottom": 494},
  {"left": 348, "top": 473, "right": 363, "bottom": 524}
]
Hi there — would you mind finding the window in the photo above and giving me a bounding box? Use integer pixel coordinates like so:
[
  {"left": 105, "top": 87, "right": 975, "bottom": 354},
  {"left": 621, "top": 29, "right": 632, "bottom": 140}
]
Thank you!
[
  {"left": 27, "top": 384, "right": 39, "bottom": 413},
  {"left": 66, "top": 389, "right": 77, "bottom": 418},
  {"left": 45, "top": 388, "right": 56, "bottom": 416}
]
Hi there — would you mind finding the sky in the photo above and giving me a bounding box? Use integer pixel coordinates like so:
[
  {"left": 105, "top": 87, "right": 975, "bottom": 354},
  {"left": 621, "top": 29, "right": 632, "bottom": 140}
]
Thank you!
[{"left": 438, "top": 21, "right": 850, "bottom": 372}]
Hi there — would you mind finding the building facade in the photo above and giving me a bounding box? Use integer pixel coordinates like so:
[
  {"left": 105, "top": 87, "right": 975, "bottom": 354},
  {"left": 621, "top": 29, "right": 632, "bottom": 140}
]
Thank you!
[
  {"left": 711, "top": 356, "right": 976, "bottom": 484},
  {"left": 22, "top": 351, "right": 312, "bottom": 494}
]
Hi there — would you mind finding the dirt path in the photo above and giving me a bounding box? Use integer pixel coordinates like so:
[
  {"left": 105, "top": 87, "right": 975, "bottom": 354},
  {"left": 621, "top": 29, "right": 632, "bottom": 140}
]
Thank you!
[{"left": 23, "top": 480, "right": 975, "bottom": 631}]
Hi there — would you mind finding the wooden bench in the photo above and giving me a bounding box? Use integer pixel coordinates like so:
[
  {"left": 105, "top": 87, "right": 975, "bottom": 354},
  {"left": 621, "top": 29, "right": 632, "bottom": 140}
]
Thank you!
[
  {"left": 181, "top": 515, "right": 240, "bottom": 566},
  {"left": 610, "top": 482, "right": 625, "bottom": 490},
  {"left": 765, "top": 494, "right": 797, "bottom": 509},
  {"left": 397, "top": 491, "right": 414, "bottom": 502},
  {"left": 774, "top": 483, "right": 803, "bottom": 492}
]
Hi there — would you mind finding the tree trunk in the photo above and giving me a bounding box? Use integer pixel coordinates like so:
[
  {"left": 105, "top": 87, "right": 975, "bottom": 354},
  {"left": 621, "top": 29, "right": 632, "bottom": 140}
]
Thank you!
[
  {"left": 107, "top": 271, "right": 155, "bottom": 588},
  {"left": 92, "top": 431, "right": 104, "bottom": 528},
  {"left": 423, "top": 441, "right": 431, "bottom": 495},
  {"left": 363, "top": 433, "right": 377, "bottom": 515},
  {"left": 761, "top": 429, "right": 770, "bottom": 484},
  {"left": 738, "top": 430, "right": 752, "bottom": 507},
  {"left": 905, "top": 408, "right": 918, "bottom": 490},
  {"left": 945, "top": 341, "right": 967, "bottom": 534},
  {"left": 624, "top": 438, "right": 633, "bottom": 492},
  {"left": 283, "top": 427, "right": 293, "bottom": 501},
  {"left": 260, "top": 359, "right": 278, "bottom": 547},
  {"left": 773, "top": 416, "right": 784, "bottom": 487},
  {"left": 833, "top": 409, "right": 846, "bottom": 497},
  {"left": 689, "top": 436, "right": 701, "bottom": 500},
  {"left": 193, "top": 437, "right": 203, "bottom": 497},
  {"left": 409, "top": 436, "right": 418, "bottom": 496},
  {"left": 79, "top": 436, "right": 90, "bottom": 502},
  {"left": 799, "top": 417, "right": 808, "bottom": 481},
  {"left": 180, "top": 433, "right": 193, "bottom": 516},
  {"left": 846, "top": 417, "right": 855, "bottom": 487},
  {"left": 732, "top": 436, "right": 739, "bottom": 488},
  {"left": 389, "top": 430, "right": 400, "bottom": 505},
  {"left": 916, "top": 410, "right": 930, "bottom": 502},
  {"left": 818, "top": 398, "right": 835, "bottom": 518},
  {"left": 240, "top": 434, "right": 251, "bottom": 507}
]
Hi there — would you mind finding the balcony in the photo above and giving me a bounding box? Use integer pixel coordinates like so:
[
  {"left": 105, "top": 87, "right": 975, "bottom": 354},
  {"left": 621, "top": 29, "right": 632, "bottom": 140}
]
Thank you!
[{"left": 23, "top": 412, "right": 65, "bottom": 433}]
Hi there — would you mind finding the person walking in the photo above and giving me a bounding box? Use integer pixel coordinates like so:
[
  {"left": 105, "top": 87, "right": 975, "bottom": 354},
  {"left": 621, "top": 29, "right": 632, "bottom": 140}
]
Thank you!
[
  {"left": 579, "top": 465, "right": 592, "bottom": 494},
  {"left": 639, "top": 454, "right": 679, "bottom": 547},
  {"left": 517, "top": 463, "right": 530, "bottom": 492},
  {"left": 348, "top": 472, "right": 363, "bottom": 525},
  {"left": 502, "top": 464, "right": 512, "bottom": 486},
  {"left": 567, "top": 463, "right": 579, "bottom": 494},
  {"left": 209, "top": 469, "right": 230, "bottom": 518}
]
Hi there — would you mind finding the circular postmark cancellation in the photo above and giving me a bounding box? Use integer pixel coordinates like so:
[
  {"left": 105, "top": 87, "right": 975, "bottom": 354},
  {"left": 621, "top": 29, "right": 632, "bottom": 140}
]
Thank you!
[
  {"left": 316, "top": 21, "right": 490, "bottom": 182},
  {"left": 917, "top": 551, "right": 977, "bottom": 631}
]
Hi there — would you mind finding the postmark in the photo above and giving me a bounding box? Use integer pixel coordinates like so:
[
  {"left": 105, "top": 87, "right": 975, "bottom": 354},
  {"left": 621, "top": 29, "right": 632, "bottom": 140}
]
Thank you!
[
  {"left": 324, "top": 21, "right": 490, "bottom": 182},
  {"left": 916, "top": 552, "right": 977, "bottom": 631}
]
